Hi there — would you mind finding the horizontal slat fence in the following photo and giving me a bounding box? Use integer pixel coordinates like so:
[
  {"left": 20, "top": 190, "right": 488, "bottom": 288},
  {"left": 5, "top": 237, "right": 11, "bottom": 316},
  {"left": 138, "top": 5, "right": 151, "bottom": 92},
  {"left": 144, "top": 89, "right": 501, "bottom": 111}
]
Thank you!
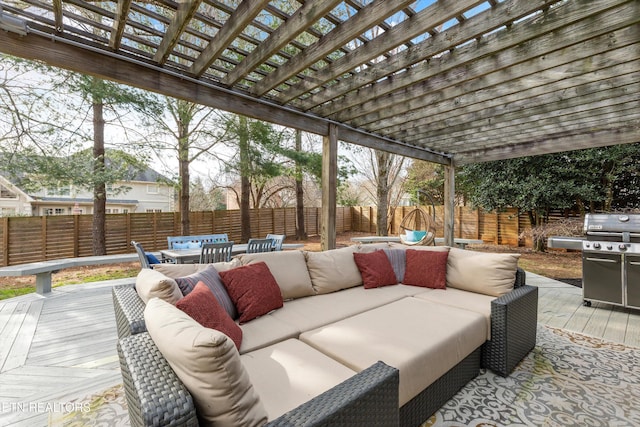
[
  {"left": 353, "top": 206, "right": 528, "bottom": 246},
  {"left": 0, "top": 207, "right": 353, "bottom": 267},
  {"left": 0, "top": 205, "right": 582, "bottom": 266}
]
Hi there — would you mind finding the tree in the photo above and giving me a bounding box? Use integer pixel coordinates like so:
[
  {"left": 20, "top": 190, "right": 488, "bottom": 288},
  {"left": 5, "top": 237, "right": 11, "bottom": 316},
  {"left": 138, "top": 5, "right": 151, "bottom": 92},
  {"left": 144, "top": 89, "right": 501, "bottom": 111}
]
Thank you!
[
  {"left": 220, "top": 114, "right": 344, "bottom": 241},
  {"left": 77, "top": 76, "right": 159, "bottom": 254},
  {"left": 348, "top": 147, "right": 406, "bottom": 235},
  {"left": 189, "top": 177, "right": 226, "bottom": 211},
  {"left": 0, "top": 55, "right": 159, "bottom": 254},
  {"left": 458, "top": 144, "right": 640, "bottom": 250},
  {"left": 144, "top": 98, "right": 227, "bottom": 235}
]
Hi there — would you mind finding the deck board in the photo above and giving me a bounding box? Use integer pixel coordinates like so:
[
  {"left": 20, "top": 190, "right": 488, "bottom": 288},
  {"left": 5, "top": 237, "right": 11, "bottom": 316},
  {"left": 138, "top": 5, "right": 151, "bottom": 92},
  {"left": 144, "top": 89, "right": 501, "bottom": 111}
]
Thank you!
[
  {"left": 1, "top": 273, "right": 640, "bottom": 426},
  {"left": 1, "top": 301, "right": 43, "bottom": 373}
]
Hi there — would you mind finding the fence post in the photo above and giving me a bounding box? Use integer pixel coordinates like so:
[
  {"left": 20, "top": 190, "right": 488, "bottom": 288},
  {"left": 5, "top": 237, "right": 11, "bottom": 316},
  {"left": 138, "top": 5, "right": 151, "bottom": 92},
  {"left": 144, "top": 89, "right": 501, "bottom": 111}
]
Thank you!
[
  {"left": 74, "top": 215, "right": 80, "bottom": 257},
  {"left": 41, "top": 216, "right": 47, "bottom": 259},
  {"left": 2, "top": 217, "right": 8, "bottom": 266}
]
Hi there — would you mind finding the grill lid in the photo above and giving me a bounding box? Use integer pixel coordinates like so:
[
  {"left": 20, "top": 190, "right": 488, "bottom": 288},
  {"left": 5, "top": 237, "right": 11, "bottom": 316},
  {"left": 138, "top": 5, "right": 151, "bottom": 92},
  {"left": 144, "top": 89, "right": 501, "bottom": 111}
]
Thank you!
[{"left": 584, "top": 214, "right": 640, "bottom": 241}]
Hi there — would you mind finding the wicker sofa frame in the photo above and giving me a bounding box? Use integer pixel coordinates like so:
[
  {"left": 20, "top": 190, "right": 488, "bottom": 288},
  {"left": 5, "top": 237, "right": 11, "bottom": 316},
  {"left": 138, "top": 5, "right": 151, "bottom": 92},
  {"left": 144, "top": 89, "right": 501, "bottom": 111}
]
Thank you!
[{"left": 113, "top": 267, "right": 537, "bottom": 427}]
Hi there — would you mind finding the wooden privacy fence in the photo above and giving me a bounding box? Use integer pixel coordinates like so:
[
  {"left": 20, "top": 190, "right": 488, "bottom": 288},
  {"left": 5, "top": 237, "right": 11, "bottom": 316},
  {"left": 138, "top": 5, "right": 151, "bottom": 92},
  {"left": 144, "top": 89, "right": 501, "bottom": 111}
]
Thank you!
[
  {"left": 0, "top": 207, "right": 353, "bottom": 267},
  {"left": 0, "top": 205, "right": 547, "bottom": 267},
  {"left": 351, "top": 206, "right": 529, "bottom": 247}
]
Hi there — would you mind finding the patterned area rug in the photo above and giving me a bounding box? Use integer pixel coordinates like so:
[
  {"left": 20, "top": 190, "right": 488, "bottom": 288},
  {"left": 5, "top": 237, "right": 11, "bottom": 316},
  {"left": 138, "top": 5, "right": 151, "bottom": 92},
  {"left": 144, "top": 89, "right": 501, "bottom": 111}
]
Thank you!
[
  {"left": 53, "top": 325, "right": 640, "bottom": 426},
  {"left": 49, "top": 385, "right": 129, "bottom": 427},
  {"left": 425, "top": 325, "right": 640, "bottom": 426}
]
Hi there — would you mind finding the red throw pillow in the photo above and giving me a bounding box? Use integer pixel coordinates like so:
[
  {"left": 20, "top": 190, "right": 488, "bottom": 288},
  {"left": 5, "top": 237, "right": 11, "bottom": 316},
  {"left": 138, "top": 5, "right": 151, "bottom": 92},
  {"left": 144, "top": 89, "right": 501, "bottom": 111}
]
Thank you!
[
  {"left": 353, "top": 250, "right": 398, "bottom": 289},
  {"left": 403, "top": 249, "right": 449, "bottom": 289},
  {"left": 176, "top": 281, "right": 243, "bottom": 350},
  {"left": 219, "top": 262, "right": 283, "bottom": 324}
]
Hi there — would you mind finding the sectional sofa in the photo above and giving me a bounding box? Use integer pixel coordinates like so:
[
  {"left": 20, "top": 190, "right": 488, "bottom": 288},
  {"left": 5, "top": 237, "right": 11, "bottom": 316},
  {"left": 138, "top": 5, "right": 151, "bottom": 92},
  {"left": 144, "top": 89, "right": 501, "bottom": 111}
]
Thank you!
[{"left": 113, "top": 243, "right": 538, "bottom": 427}]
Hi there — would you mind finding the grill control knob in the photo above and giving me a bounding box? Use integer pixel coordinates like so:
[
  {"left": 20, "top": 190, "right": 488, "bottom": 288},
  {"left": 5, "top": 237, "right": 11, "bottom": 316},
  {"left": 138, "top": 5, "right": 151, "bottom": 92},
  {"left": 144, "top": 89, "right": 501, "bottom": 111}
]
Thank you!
[
  {"left": 619, "top": 244, "right": 627, "bottom": 251},
  {"left": 606, "top": 244, "right": 613, "bottom": 250},
  {"left": 593, "top": 242, "right": 601, "bottom": 249}
]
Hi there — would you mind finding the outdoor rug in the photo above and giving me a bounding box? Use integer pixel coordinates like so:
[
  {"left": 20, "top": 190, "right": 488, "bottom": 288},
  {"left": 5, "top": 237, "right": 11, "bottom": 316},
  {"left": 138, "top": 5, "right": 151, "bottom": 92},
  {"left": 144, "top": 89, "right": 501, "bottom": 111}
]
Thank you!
[
  {"left": 425, "top": 324, "right": 640, "bottom": 426},
  {"left": 53, "top": 324, "right": 640, "bottom": 426}
]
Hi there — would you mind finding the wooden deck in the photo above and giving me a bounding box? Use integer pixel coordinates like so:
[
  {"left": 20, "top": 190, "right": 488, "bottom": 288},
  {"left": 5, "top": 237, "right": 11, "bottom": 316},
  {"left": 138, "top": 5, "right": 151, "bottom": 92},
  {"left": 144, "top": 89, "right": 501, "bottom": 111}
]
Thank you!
[
  {"left": 0, "top": 278, "right": 132, "bottom": 427},
  {"left": 1, "top": 273, "right": 640, "bottom": 426}
]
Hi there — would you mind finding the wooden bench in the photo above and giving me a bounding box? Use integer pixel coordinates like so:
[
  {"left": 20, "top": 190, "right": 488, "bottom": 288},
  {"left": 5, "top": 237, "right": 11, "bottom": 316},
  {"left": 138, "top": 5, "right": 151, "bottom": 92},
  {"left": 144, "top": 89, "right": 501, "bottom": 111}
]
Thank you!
[{"left": 0, "top": 253, "right": 140, "bottom": 295}]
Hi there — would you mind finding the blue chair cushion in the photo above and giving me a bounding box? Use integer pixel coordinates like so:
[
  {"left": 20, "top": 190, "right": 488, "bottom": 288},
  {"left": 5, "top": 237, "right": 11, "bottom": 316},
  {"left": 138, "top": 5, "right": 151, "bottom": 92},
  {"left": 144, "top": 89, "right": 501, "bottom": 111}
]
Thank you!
[
  {"left": 146, "top": 253, "right": 161, "bottom": 265},
  {"left": 405, "top": 230, "right": 427, "bottom": 242},
  {"left": 173, "top": 241, "right": 201, "bottom": 249}
]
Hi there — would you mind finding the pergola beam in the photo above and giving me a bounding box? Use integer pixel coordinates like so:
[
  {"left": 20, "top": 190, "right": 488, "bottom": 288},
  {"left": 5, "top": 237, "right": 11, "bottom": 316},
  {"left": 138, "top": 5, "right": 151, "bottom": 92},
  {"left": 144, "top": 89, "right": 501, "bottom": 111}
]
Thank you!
[
  {"left": 455, "top": 127, "right": 640, "bottom": 164},
  {"left": 0, "top": 29, "right": 448, "bottom": 165},
  {"left": 189, "top": 0, "right": 271, "bottom": 77},
  {"left": 297, "top": 0, "right": 560, "bottom": 112},
  {"left": 440, "top": 111, "right": 640, "bottom": 153},
  {"left": 405, "top": 82, "right": 640, "bottom": 144},
  {"left": 373, "top": 53, "right": 640, "bottom": 136},
  {"left": 109, "top": 0, "right": 132, "bottom": 50},
  {"left": 276, "top": 0, "right": 486, "bottom": 104},
  {"left": 327, "top": 0, "right": 639, "bottom": 122},
  {"left": 153, "top": 0, "right": 202, "bottom": 64},
  {"left": 223, "top": 0, "right": 343, "bottom": 87},
  {"left": 250, "top": 0, "right": 415, "bottom": 97}
]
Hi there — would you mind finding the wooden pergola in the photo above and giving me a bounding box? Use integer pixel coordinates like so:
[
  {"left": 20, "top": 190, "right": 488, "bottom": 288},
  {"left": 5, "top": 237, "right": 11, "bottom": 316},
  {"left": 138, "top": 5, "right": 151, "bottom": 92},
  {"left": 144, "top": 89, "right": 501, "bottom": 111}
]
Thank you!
[{"left": 0, "top": 0, "right": 638, "bottom": 249}]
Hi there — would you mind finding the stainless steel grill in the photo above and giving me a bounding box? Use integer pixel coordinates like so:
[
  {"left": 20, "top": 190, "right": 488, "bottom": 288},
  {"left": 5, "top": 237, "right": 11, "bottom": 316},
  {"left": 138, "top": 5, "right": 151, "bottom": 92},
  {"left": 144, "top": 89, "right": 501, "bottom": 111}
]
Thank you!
[{"left": 582, "top": 213, "right": 640, "bottom": 309}]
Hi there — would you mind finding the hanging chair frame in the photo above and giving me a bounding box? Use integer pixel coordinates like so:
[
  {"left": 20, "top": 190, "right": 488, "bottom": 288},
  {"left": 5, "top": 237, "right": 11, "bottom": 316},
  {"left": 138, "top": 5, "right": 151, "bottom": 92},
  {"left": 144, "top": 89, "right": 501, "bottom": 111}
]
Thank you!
[{"left": 398, "top": 190, "right": 437, "bottom": 246}]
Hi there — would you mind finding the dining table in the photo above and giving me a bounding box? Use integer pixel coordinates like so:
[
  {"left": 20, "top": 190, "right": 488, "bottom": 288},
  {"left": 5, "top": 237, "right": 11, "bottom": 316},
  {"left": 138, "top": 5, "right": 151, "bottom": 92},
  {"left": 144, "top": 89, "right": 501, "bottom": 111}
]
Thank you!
[{"left": 160, "top": 243, "right": 304, "bottom": 264}]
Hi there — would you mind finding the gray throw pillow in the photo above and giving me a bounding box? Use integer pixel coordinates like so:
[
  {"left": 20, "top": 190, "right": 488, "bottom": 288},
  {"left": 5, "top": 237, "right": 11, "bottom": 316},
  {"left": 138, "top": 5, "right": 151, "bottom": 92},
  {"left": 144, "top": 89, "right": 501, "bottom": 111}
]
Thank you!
[{"left": 175, "top": 265, "right": 238, "bottom": 320}]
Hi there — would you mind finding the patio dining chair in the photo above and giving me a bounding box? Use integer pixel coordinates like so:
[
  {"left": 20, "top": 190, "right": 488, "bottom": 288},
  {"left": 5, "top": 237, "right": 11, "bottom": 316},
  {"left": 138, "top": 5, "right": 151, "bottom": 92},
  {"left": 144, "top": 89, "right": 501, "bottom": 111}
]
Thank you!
[
  {"left": 266, "top": 234, "right": 285, "bottom": 251},
  {"left": 200, "top": 241, "right": 234, "bottom": 263},
  {"left": 246, "top": 238, "right": 274, "bottom": 254},
  {"left": 131, "top": 240, "right": 161, "bottom": 269}
]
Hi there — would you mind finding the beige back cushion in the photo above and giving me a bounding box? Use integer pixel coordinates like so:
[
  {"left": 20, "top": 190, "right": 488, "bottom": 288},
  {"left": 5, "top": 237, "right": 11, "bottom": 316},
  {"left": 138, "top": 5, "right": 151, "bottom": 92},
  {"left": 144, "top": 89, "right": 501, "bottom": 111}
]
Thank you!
[
  {"left": 135, "top": 268, "right": 182, "bottom": 304},
  {"left": 305, "top": 246, "right": 362, "bottom": 294},
  {"left": 237, "top": 251, "right": 314, "bottom": 300},
  {"left": 144, "top": 298, "right": 268, "bottom": 427},
  {"left": 447, "top": 248, "right": 520, "bottom": 297},
  {"left": 153, "top": 259, "right": 240, "bottom": 278},
  {"left": 356, "top": 242, "right": 391, "bottom": 253}
]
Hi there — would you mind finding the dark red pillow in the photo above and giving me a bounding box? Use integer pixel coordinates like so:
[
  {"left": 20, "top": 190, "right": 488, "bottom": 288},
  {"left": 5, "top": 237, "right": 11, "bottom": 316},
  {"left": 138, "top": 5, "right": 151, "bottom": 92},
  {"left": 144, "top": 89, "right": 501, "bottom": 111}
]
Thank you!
[
  {"left": 403, "top": 250, "right": 449, "bottom": 289},
  {"left": 353, "top": 250, "right": 398, "bottom": 289},
  {"left": 176, "top": 281, "right": 243, "bottom": 350},
  {"left": 219, "top": 262, "right": 283, "bottom": 324}
]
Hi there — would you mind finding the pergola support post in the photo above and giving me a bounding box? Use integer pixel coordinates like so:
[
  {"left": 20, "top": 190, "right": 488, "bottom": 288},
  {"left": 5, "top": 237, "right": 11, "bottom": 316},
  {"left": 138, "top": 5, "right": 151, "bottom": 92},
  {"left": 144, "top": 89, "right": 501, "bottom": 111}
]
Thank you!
[
  {"left": 444, "top": 163, "right": 455, "bottom": 247},
  {"left": 321, "top": 124, "right": 338, "bottom": 251}
]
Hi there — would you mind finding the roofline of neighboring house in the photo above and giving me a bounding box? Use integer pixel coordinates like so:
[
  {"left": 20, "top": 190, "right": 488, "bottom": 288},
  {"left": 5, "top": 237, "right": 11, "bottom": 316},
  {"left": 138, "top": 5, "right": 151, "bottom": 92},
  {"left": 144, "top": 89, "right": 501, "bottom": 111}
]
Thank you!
[
  {"left": 31, "top": 197, "right": 139, "bottom": 205},
  {"left": 0, "top": 174, "right": 35, "bottom": 202}
]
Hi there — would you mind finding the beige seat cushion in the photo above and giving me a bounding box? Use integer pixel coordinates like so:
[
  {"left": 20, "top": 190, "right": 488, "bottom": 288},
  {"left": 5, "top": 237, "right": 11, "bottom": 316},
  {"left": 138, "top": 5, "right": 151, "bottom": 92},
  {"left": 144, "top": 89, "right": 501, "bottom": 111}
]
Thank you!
[
  {"left": 269, "top": 284, "right": 429, "bottom": 333},
  {"left": 239, "top": 315, "right": 300, "bottom": 354},
  {"left": 144, "top": 298, "right": 268, "bottom": 427},
  {"left": 241, "top": 339, "right": 356, "bottom": 421},
  {"left": 413, "top": 288, "right": 496, "bottom": 339},
  {"left": 135, "top": 268, "right": 182, "bottom": 304},
  {"left": 447, "top": 248, "right": 520, "bottom": 297},
  {"left": 300, "top": 297, "right": 486, "bottom": 406},
  {"left": 237, "top": 250, "right": 314, "bottom": 300},
  {"left": 152, "top": 259, "right": 240, "bottom": 278},
  {"left": 304, "top": 246, "right": 362, "bottom": 294}
]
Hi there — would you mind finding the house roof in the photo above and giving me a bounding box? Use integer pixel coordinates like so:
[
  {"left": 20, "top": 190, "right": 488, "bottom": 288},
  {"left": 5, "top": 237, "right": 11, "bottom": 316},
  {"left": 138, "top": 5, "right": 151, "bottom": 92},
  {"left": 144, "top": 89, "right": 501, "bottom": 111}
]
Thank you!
[
  {"left": 0, "top": 0, "right": 638, "bottom": 165},
  {"left": 0, "top": 151, "right": 170, "bottom": 186},
  {"left": 34, "top": 197, "right": 139, "bottom": 205}
]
